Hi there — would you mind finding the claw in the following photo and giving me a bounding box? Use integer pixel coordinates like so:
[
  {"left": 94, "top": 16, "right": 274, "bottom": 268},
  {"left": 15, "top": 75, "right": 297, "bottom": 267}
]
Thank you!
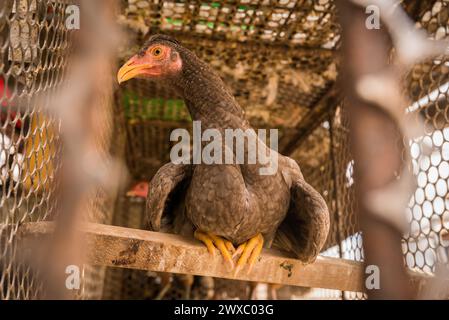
[
  {"left": 194, "top": 230, "right": 235, "bottom": 268},
  {"left": 194, "top": 230, "right": 217, "bottom": 256},
  {"left": 234, "top": 234, "right": 264, "bottom": 275},
  {"left": 232, "top": 243, "right": 246, "bottom": 259},
  {"left": 225, "top": 240, "right": 236, "bottom": 254}
]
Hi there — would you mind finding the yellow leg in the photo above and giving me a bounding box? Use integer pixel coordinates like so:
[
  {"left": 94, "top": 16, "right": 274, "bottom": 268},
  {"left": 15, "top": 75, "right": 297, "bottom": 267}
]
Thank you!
[
  {"left": 234, "top": 233, "right": 264, "bottom": 275},
  {"left": 194, "top": 230, "right": 235, "bottom": 267}
]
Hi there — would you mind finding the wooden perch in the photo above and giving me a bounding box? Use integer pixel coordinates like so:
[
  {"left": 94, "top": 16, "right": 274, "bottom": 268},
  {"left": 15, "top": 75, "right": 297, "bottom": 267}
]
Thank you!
[{"left": 17, "top": 222, "right": 437, "bottom": 293}]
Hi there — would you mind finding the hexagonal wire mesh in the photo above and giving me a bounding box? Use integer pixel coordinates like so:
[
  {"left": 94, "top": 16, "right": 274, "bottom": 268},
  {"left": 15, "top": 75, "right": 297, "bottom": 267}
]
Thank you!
[
  {"left": 0, "top": 0, "right": 68, "bottom": 300},
  {"left": 0, "top": 0, "right": 118, "bottom": 300},
  {"left": 401, "top": 1, "right": 449, "bottom": 276}
]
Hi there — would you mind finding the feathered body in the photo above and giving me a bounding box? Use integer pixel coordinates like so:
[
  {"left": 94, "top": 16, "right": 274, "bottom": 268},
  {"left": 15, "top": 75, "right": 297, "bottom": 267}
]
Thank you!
[{"left": 120, "top": 35, "right": 330, "bottom": 263}]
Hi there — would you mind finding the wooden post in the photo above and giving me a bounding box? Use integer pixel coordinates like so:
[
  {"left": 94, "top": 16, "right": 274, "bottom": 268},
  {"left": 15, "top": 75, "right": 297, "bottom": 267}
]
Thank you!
[{"left": 336, "top": 0, "right": 414, "bottom": 299}]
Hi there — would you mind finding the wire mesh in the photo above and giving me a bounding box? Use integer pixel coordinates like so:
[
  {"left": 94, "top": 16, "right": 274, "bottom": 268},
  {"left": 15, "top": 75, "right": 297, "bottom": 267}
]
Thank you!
[
  {"left": 290, "top": 105, "right": 364, "bottom": 299},
  {"left": 124, "top": 0, "right": 340, "bottom": 48},
  {"left": 0, "top": 0, "right": 118, "bottom": 300},
  {"left": 401, "top": 0, "right": 449, "bottom": 276},
  {"left": 0, "top": 0, "right": 70, "bottom": 300}
]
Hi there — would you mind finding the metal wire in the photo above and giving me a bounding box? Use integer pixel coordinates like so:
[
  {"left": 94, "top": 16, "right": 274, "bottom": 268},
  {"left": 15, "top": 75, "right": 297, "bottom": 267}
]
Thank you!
[
  {"left": 401, "top": 1, "right": 449, "bottom": 276},
  {"left": 0, "top": 0, "right": 70, "bottom": 300},
  {"left": 0, "top": 0, "right": 120, "bottom": 300}
]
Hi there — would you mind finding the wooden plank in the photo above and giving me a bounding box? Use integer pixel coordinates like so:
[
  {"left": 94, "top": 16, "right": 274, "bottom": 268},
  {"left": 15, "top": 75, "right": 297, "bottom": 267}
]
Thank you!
[{"left": 17, "top": 222, "right": 436, "bottom": 293}]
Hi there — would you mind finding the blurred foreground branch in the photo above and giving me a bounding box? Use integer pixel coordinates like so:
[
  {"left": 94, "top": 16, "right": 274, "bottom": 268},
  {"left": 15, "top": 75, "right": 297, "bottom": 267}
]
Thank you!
[{"left": 338, "top": 0, "right": 449, "bottom": 299}]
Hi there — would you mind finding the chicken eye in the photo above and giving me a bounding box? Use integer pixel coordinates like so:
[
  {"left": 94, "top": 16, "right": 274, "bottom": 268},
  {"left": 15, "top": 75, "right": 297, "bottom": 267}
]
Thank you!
[{"left": 151, "top": 46, "right": 164, "bottom": 57}]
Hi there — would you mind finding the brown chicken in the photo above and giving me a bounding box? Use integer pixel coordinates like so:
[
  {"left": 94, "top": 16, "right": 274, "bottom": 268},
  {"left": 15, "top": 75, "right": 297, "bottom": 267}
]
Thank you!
[{"left": 117, "top": 34, "right": 329, "bottom": 273}]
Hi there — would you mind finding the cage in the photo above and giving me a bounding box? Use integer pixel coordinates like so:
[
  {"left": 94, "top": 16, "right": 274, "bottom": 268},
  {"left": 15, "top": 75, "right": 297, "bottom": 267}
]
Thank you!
[{"left": 0, "top": 0, "right": 448, "bottom": 300}]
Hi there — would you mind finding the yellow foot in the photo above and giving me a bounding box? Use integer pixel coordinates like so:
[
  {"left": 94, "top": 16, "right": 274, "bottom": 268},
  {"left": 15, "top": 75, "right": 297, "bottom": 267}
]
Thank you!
[
  {"left": 194, "top": 230, "right": 235, "bottom": 268},
  {"left": 233, "top": 233, "right": 264, "bottom": 275}
]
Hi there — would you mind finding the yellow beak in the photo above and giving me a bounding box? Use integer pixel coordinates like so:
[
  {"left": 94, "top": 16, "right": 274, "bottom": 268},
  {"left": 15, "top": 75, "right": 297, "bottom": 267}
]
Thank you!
[
  {"left": 117, "top": 59, "right": 154, "bottom": 84},
  {"left": 126, "top": 190, "right": 136, "bottom": 197}
]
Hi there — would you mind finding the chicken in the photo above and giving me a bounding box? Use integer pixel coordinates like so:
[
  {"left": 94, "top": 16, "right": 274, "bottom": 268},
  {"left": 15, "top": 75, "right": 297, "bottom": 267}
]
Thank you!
[
  {"left": 117, "top": 34, "right": 330, "bottom": 273},
  {"left": 0, "top": 76, "right": 25, "bottom": 199},
  {"left": 126, "top": 181, "right": 149, "bottom": 199}
]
